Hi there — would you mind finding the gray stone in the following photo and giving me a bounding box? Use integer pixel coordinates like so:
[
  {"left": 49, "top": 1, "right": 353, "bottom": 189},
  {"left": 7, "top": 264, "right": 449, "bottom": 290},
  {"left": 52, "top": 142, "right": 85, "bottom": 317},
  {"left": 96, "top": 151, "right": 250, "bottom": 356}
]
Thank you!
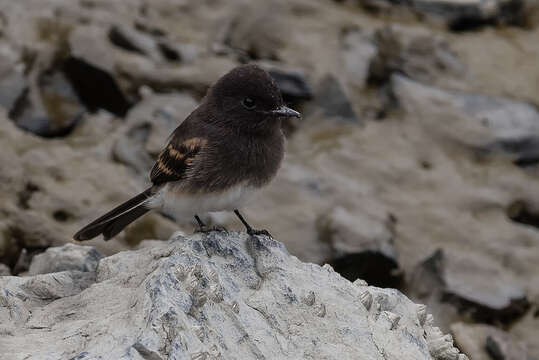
[
  {"left": 0, "top": 263, "right": 10, "bottom": 276},
  {"left": 69, "top": 23, "right": 235, "bottom": 96},
  {"left": 8, "top": 49, "right": 130, "bottom": 137},
  {"left": 13, "top": 68, "right": 85, "bottom": 138},
  {"left": 117, "top": 55, "right": 237, "bottom": 96},
  {"left": 113, "top": 92, "right": 198, "bottom": 173},
  {"left": 451, "top": 322, "right": 530, "bottom": 360},
  {"left": 340, "top": 26, "right": 378, "bottom": 90},
  {"left": 392, "top": 74, "right": 539, "bottom": 148},
  {"left": 313, "top": 75, "right": 359, "bottom": 123},
  {"left": 0, "top": 44, "right": 26, "bottom": 113},
  {"left": 12, "top": 248, "right": 32, "bottom": 275},
  {"left": 357, "top": 0, "right": 533, "bottom": 30},
  {"left": 369, "top": 25, "right": 464, "bottom": 85},
  {"left": 410, "top": 249, "right": 530, "bottom": 324},
  {"left": 0, "top": 232, "right": 466, "bottom": 360},
  {"left": 113, "top": 122, "right": 154, "bottom": 174},
  {"left": 108, "top": 24, "right": 189, "bottom": 64},
  {"left": 218, "top": 2, "right": 287, "bottom": 61},
  {"left": 316, "top": 206, "right": 401, "bottom": 287},
  {"left": 28, "top": 243, "right": 104, "bottom": 275}
]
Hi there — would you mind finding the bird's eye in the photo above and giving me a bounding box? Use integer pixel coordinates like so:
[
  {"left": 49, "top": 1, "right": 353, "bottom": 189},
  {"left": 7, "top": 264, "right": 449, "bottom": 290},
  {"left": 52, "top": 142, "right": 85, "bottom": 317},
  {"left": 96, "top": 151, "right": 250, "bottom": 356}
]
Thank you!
[{"left": 242, "top": 97, "right": 256, "bottom": 110}]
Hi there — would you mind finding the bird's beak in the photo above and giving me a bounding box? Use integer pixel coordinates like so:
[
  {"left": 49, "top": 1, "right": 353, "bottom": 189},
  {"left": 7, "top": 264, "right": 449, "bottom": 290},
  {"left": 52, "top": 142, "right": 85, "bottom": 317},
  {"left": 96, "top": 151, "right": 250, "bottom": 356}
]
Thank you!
[{"left": 270, "top": 105, "right": 301, "bottom": 118}]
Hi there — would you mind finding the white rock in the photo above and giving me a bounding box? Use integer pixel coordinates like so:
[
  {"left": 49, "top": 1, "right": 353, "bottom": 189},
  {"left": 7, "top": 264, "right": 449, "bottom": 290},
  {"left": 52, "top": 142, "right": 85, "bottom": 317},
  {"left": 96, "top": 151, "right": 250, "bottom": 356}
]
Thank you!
[{"left": 0, "top": 232, "right": 460, "bottom": 359}]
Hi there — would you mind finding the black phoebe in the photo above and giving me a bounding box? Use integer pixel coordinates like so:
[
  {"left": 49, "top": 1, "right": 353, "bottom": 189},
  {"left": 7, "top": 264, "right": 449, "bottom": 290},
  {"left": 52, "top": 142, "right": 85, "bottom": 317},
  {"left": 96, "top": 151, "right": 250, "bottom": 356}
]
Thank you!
[{"left": 74, "top": 64, "right": 301, "bottom": 241}]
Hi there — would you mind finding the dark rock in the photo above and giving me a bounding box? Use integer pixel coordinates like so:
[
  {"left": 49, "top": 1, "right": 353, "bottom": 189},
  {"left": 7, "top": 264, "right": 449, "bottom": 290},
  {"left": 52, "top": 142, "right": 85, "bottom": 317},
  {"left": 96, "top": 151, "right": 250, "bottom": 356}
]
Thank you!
[
  {"left": 506, "top": 200, "right": 539, "bottom": 230},
  {"left": 412, "top": 0, "right": 501, "bottom": 30},
  {"left": 108, "top": 25, "right": 150, "bottom": 56},
  {"left": 62, "top": 56, "right": 132, "bottom": 117},
  {"left": 9, "top": 54, "right": 131, "bottom": 137},
  {"left": 488, "top": 136, "right": 539, "bottom": 167},
  {"left": 410, "top": 249, "right": 530, "bottom": 324},
  {"left": 355, "top": 0, "right": 533, "bottom": 31},
  {"left": 486, "top": 335, "right": 506, "bottom": 360},
  {"left": 134, "top": 21, "right": 167, "bottom": 37},
  {"left": 313, "top": 75, "right": 359, "bottom": 123},
  {"left": 443, "top": 291, "right": 530, "bottom": 325},
  {"left": 0, "top": 223, "right": 22, "bottom": 271},
  {"left": 108, "top": 24, "right": 179, "bottom": 63},
  {"left": 155, "top": 41, "right": 200, "bottom": 64},
  {"left": 268, "top": 69, "right": 313, "bottom": 104},
  {"left": 157, "top": 42, "right": 181, "bottom": 62},
  {"left": 28, "top": 244, "right": 104, "bottom": 275},
  {"left": 330, "top": 252, "right": 402, "bottom": 288},
  {"left": 316, "top": 206, "right": 402, "bottom": 288}
]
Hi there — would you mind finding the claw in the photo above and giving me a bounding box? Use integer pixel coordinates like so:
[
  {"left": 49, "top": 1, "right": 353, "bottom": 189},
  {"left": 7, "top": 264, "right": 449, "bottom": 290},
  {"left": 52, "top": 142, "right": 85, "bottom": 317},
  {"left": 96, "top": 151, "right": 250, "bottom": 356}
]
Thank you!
[
  {"left": 247, "top": 228, "right": 271, "bottom": 237},
  {"left": 195, "top": 225, "right": 228, "bottom": 234}
]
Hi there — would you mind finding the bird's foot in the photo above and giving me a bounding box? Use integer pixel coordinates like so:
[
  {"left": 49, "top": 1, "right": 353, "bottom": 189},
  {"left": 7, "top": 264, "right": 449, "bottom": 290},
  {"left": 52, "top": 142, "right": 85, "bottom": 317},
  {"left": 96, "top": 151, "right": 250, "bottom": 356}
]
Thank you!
[
  {"left": 195, "top": 225, "right": 228, "bottom": 234},
  {"left": 247, "top": 228, "right": 272, "bottom": 237}
]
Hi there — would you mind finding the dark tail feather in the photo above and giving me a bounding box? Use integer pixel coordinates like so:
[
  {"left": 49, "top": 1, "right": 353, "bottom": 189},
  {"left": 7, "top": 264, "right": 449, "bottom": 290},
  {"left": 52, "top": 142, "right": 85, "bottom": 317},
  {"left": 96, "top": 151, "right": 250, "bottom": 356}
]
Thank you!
[{"left": 74, "top": 187, "right": 155, "bottom": 241}]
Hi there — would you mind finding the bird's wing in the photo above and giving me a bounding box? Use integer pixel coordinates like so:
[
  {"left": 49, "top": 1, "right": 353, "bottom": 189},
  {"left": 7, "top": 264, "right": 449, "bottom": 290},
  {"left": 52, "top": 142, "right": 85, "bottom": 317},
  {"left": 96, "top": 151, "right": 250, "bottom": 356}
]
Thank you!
[{"left": 150, "top": 136, "right": 207, "bottom": 185}]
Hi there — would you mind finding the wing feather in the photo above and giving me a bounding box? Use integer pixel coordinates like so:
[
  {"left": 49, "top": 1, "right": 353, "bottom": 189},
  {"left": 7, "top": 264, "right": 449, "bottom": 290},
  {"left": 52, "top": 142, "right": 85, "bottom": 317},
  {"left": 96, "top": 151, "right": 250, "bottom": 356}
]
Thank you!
[{"left": 150, "top": 137, "right": 206, "bottom": 185}]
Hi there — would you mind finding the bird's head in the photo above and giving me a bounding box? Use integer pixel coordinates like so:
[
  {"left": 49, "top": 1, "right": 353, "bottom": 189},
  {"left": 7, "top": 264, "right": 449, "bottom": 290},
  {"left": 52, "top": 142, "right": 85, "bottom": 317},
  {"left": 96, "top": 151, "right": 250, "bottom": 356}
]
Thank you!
[{"left": 205, "top": 64, "right": 301, "bottom": 132}]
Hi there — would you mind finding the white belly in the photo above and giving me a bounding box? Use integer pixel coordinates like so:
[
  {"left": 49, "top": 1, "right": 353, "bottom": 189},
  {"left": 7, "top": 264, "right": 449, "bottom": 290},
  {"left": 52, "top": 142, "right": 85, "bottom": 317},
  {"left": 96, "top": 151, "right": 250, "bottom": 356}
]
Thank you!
[{"left": 148, "top": 183, "right": 257, "bottom": 220}]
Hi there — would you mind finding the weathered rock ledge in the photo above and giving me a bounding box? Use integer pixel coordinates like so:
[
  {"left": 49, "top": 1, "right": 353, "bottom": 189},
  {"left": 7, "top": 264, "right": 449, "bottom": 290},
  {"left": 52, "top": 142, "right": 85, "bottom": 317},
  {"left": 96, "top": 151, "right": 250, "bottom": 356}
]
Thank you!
[{"left": 0, "top": 232, "right": 467, "bottom": 360}]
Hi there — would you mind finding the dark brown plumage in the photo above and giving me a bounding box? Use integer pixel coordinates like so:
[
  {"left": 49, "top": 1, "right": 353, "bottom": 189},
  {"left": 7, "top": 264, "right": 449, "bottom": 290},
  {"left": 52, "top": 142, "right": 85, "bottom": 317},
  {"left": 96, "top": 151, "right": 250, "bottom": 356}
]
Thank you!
[{"left": 74, "top": 64, "right": 300, "bottom": 241}]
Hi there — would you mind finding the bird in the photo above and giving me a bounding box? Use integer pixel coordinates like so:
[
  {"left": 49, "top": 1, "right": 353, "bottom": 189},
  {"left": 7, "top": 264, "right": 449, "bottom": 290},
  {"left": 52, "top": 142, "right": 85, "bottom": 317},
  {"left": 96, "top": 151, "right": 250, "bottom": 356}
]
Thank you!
[{"left": 73, "top": 64, "right": 301, "bottom": 241}]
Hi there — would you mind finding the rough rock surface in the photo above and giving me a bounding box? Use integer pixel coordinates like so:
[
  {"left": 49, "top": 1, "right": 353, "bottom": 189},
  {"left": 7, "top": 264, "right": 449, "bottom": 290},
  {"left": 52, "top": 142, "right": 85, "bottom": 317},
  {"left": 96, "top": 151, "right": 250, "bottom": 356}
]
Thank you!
[{"left": 0, "top": 234, "right": 467, "bottom": 360}]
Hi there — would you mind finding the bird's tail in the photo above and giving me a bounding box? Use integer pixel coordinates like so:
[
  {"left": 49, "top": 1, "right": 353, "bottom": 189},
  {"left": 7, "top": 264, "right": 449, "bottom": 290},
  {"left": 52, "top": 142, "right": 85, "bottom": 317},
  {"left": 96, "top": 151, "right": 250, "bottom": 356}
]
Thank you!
[{"left": 74, "top": 187, "right": 156, "bottom": 241}]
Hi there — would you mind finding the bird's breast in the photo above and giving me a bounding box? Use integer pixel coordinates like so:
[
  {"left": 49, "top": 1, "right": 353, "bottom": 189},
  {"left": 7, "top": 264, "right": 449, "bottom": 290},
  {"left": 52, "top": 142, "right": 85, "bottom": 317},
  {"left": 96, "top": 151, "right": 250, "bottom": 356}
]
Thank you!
[{"left": 152, "top": 182, "right": 259, "bottom": 220}]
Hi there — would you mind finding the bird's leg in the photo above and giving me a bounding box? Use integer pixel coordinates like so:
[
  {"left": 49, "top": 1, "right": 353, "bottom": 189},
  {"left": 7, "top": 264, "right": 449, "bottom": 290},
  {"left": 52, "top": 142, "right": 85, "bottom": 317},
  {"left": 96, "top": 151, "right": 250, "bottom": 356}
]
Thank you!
[
  {"left": 194, "top": 214, "right": 228, "bottom": 233},
  {"left": 234, "top": 209, "right": 271, "bottom": 237},
  {"left": 194, "top": 214, "right": 206, "bottom": 231}
]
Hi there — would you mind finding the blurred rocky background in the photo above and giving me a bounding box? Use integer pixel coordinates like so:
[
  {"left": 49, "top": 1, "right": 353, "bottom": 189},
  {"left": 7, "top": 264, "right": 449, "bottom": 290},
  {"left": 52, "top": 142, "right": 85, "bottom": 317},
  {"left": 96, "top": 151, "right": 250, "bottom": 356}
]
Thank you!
[{"left": 0, "top": 0, "right": 539, "bottom": 358}]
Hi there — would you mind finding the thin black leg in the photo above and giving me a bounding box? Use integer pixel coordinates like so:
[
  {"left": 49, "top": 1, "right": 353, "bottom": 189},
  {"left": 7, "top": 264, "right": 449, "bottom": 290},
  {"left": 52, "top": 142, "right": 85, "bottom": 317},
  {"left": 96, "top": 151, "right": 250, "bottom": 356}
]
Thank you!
[
  {"left": 194, "top": 214, "right": 205, "bottom": 230},
  {"left": 234, "top": 209, "right": 271, "bottom": 237},
  {"left": 194, "top": 214, "right": 228, "bottom": 234},
  {"left": 234, "top": 209, "right": 253, "bottom": 233}
]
